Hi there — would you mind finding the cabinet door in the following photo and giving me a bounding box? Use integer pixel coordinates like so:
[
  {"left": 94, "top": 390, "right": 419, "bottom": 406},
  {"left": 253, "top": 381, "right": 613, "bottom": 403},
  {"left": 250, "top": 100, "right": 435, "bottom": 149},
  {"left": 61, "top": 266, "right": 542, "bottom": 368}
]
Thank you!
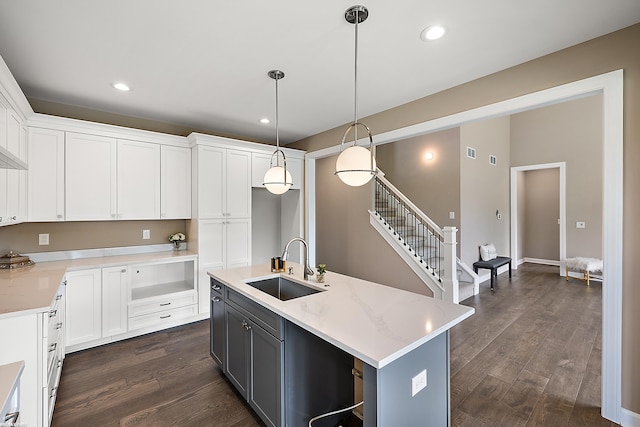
[
  {"left": 0, "top": 169, "right": 6, "bottom": 225},
  {"left": 27, "top": 128, "right": 65, "bottom": 221},
  {"left": 225, "top": 304, "right": 248, "bottom": 398},
  {"left": 198, "top": 219, "right": 226, "bottom": 268},
  {"left": 117, "top": 140, "right": 160, "bottom": 219},
  {"left": 66, "top": 133, "right": 117, "bottom": 220},
  {"left": 210, "top": 281, "right": 225, "bottom": 369},
  {"left": 226, "top": 149, "right": 251, "bottom": 218},
  {"left": 226, "top": 218, "right": 251, "bottom": 268},
  {"left": 161, "top": 145, "right": 191, "bottom": 219},
  {"left": 249, "top": 322, "right": 283, "bottom": 427},
  {"left": 287, "top": 157, "right": 303, "bottom": 190},
  {"left": 196, "top": 146, "right": 225, "bottom": 218},
  {"left": 102, "top": 266, "right": 128, "bottom": 337},
  {"left": 65, "top": 269, "right": 102, "bottom": 348}
]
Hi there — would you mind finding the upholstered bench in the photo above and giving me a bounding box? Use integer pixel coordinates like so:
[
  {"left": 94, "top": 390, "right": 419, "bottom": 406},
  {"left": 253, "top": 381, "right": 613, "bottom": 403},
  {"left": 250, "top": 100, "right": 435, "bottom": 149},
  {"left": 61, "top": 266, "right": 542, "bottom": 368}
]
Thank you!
[
  {"left": 565, "top": 257, "right": 603, "bottom": 286},
  {"left": 473, "top": 256, "right": 512, "bottom": 291}
]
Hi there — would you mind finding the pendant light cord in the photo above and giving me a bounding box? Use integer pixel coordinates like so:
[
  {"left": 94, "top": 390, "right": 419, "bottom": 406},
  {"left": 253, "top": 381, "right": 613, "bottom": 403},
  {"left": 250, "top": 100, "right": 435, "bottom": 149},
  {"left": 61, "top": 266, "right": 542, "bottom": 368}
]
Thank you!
[
  {"left": 353, "top": 7, "right": 359, "bottom": 143},
  {"left": 275, "top": 73, "right": 280, "bottom": 151}
]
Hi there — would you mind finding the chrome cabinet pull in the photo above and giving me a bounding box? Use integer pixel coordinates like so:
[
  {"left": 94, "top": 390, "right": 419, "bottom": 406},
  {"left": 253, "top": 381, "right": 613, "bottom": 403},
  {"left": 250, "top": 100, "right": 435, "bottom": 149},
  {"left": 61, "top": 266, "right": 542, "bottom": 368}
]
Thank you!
[
  {"left": 212, "top": 297, "right": 221, "bottom": 302},
  {"left": 242, "top": 320, "right": 251, "bottom": 331},
  {"left": 56, "top": 294, "right": 63, "bottom": 300},
  {"left": 48, "top": 343, "right": 57, "bottom": 352},
  {"left": 160, "top": 314, "right": 171, "bottom": 319},
  {"left": 212, "top": 284, "right": 222, "bottom": 291},
  {"left": 49, "top": 309, "right": 57, "bottom": 318},
  {"left": 159, "top": 302, "right": 171, "bottom": 306},
  {"left": 56, "top": 322, "right": 63, "bottom": 330},
  {"left": 49, "top": 387, "right": 57, "bottom": 398},
  {"left": 4, "top": 411, "right": 19, "bottom": 423}
]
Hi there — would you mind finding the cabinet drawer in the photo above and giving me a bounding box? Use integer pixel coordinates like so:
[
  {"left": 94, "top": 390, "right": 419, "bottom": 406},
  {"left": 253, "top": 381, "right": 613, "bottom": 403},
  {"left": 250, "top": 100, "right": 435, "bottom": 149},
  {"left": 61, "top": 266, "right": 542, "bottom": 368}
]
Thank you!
[
  {"left": 226, "top": 288, "right": 283, "bottom": 340},
  {"left": 47, "top": 307, "right": 63, "bottom": 342},
  {"left": 210, "top": 278, "right": 224, "bottom": 298},
  {"left": 129, "top": 292, "right": 197, "bottom": 317},
  {"left": 128, "top": 304, "right": 197, "bottom": 330}
]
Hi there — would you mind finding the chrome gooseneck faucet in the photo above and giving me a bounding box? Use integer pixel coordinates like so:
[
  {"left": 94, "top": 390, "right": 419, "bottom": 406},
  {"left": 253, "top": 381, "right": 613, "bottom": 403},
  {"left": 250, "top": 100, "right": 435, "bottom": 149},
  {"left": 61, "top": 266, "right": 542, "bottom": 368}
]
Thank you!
[{"left": 281, "top": 237, "right": 315, "bottom": 280}]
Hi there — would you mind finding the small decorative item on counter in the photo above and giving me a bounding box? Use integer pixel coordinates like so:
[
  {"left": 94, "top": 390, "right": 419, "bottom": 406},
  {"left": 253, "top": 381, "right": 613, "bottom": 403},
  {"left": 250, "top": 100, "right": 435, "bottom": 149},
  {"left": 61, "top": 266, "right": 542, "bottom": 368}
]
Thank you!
[
  {"left": 316, "top": 263, "right": 327, "bottom": 283},
  {"left": 271, "top": 257, "right": 286, "bottom": 272},
  {"left": 0, "top": 251, "right": 35, "bottom": 269},
  {"left": 169, "top": 232, "right": 186, "bottom": 251}
]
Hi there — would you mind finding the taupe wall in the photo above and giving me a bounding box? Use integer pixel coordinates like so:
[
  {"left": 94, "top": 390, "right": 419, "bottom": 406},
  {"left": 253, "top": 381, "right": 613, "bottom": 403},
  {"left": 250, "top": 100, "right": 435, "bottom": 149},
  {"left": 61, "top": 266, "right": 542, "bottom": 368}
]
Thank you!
[
  {"left": 315, "top": 156, "right": 433, "bottom": 297},
  {"left": 459, "top": 116, "right": 511, "bottom": 267},
  {"left": 291, "top": 24, "right": 640, "bottom": 411},
  {"left": 0, "top": 220, "right": 186, "bottom": 254},
  {"left": 523, "top": 169, "right": 560, "bottom": 260},
  {"left": 376, "top": 128, "right": 460, "bottom": 229},
  {"left": 511, "top": 94, "right": 603, "bottom": 259}
]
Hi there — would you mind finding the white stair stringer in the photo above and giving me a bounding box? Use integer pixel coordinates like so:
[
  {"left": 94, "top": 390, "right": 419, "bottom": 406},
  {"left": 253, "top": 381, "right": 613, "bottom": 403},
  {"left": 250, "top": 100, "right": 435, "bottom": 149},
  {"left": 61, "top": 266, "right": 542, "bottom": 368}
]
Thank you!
[
  {"left": 370, "top": 210, "right": 446, "bottom": 299},
  {"left": 457, "top": 258, "right": 479, "bottom": 302}
]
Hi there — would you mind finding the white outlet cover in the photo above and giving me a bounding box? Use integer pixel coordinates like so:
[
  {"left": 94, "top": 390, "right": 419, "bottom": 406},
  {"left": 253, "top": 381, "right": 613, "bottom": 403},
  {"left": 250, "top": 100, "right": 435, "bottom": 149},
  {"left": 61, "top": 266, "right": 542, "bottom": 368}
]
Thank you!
[
  {"left": 39, "top": 233, "right": 49, "bottom": 245},
  {"left": 449, "top": 211, "right": 455, "bottom": 220},
  {"left": 411, "top": 369, "right": 427, "bottom": 397},
  {"left": 142, "top": 229, "right": 151, "bottom": 239}
]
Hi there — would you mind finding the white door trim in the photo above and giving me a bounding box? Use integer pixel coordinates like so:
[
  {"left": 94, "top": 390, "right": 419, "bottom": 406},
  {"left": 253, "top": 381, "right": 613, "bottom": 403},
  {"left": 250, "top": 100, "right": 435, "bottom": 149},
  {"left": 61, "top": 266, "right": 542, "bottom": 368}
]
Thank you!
[
  {"left": 510, "top": 162, "right": 566, "bottom": 274},
  {"left": 305, "top": 69, "right": 623, "bottom": 422}
]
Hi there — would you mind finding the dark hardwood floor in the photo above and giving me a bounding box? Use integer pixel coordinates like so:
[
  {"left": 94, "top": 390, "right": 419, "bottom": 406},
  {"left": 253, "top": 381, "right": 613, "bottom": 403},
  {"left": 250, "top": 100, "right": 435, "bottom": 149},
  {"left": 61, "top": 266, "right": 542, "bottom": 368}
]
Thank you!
[
  {"left": 51, "top": 263, "right": 616, "bottom": 426},
  {"left": 451, "top": 262, "right": 616, "bottom": 427}
]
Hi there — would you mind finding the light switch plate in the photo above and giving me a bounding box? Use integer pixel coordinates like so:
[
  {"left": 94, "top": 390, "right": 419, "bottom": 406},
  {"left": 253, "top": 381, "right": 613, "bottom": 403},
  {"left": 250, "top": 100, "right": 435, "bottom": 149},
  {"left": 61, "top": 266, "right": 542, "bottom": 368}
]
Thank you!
[
  {"left": 411, "top": 369, "right": 427, "bottom": 397},
  {"left": 142, "top": 229, "right": 151, "bottom": 239},
  {"left": 449, "top": 212, "right": 455, "bottom": 220},
  {"left": 39, "top": 233, "right": 49, "bottom": 245}
]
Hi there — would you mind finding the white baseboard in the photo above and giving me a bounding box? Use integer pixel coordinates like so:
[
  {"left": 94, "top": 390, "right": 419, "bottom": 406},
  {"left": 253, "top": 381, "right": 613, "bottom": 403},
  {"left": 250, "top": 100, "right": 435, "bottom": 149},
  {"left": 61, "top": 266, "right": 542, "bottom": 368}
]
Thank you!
[
  {"left": 523, "top": 257, "right": 560, "bottom": 266},
  {"left": 622, "top": 408, "right": 640, "bottom": 426}
]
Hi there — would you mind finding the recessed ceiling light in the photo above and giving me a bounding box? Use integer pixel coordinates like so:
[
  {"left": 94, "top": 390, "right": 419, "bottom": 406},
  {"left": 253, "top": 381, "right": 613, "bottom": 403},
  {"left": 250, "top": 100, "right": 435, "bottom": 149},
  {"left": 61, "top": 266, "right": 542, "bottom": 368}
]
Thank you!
[
  {"left": 112, "top": 82, "right": 130, "bottom": 91},
  {"left": 420, "top": 25, "right": 446, "bottom": 41},
  {"left": 260, "top": 118, "right": 270, "bottom": 124}
]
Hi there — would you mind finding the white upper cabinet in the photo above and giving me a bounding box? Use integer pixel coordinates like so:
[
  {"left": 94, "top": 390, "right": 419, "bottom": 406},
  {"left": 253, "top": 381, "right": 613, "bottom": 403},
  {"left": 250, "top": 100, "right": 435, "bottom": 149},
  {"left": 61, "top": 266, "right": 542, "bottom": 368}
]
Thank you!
[
  {"left": 251, "top": 152, "right": 302, "bottom": 190},
  {"left": 226, "top": 150, "right": 251, "bottom": 217},
  {"left": 161, "top": 145, "right": 191, "bottom": 219},
  {"left": 66, "top": 132, "right": 117, "bottom": 221},
  {"left": 117, "top": 139, "right": 160, "bottom": 220},
  {"left": 27, "top": 127, "right": 65, "bottom": 222},
  {"left": 194, "top": 146, "right": 251, "bottom": 219}
]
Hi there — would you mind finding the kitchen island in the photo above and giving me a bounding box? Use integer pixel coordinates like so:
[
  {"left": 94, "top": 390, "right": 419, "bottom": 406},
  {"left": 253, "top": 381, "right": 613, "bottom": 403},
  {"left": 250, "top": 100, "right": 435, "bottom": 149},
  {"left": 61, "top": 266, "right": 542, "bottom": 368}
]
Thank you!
[{"left": 209, "top": 264, "right": 474, "bottom": 427}]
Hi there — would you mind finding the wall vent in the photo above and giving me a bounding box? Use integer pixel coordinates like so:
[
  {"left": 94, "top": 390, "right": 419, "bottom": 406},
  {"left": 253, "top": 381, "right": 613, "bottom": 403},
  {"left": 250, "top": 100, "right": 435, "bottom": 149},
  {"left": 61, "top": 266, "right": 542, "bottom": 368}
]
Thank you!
[
  {"left": 466, "top": 147, "right": 476, "bottom": 159},
  {"left": 489, "top": 155, "right": 497, "bottom": 165}
]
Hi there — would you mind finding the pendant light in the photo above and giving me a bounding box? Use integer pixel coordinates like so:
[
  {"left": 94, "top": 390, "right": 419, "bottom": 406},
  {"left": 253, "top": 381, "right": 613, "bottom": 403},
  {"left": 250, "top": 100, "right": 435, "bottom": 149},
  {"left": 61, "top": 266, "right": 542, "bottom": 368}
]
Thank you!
[
  {"left": 335, "top": 5, "right": 377, "bottom": 187},
  {"left": 263, "top": 70, "right": 293, "bottom": 194}
]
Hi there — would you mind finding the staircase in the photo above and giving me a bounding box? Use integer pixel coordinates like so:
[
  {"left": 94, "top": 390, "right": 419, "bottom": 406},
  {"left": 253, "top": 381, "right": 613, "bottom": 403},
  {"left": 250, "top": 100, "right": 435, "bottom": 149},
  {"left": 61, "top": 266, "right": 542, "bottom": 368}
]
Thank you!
[{"left": 370, "top": 171, "right": 476, "bottom": 303}]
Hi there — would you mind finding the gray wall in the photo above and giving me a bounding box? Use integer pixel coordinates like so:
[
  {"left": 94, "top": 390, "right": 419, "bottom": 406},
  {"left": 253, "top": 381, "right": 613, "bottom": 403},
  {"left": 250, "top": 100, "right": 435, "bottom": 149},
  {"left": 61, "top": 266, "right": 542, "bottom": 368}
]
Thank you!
[
  {"left": 314, "top": 155, "right": 433, "bottom": 297},
  {"left": 523, "top": 169, "right": 560, "bottom": 261},
  {"left": 459, "top": 116, "right": 511, "bottom": 267},
  {"left": 376, "top": 128, "right": 460, "bottom": 229},
  {"left": 511, "top": 94, "right": 603, "bottom": 259}
]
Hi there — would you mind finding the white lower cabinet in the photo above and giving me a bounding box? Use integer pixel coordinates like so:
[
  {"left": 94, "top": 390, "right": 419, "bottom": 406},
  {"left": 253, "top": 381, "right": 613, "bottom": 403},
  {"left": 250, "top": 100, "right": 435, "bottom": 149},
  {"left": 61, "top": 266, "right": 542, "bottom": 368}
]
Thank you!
[
  {"left": 64, "top": 269, "right": 102, "bottom": 348},
  {"left": 64, "top": 256, "right": 198, "bottom": 352},
  {"left": 102, "top": 266, "right": 128, "bottom": 337},
  {"left": 0, "top": 282, "right": 65, "bottom": 427}
]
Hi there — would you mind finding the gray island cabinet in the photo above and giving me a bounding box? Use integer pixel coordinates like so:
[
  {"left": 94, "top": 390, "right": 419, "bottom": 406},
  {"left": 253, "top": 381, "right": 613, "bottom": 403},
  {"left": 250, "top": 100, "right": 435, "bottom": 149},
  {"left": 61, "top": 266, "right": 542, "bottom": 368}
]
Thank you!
[{"left": 209, "top": 264, "right": 474, "bottom": 427}]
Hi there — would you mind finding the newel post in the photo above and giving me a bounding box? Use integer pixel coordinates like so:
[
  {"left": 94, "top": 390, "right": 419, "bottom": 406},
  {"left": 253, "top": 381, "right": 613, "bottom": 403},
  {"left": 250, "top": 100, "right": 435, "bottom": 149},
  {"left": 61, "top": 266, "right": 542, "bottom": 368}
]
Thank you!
[{"left": 442, "top": 226, "right": 459, "bottom": 304}]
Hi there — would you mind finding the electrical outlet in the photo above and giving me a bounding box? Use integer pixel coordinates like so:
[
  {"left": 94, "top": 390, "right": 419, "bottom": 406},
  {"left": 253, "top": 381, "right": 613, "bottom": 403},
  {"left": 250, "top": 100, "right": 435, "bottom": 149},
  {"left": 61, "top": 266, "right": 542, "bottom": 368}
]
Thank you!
[
  {"left": 39, "top": 233, "right": 49, "bottom": 245},
  {"left": 411, "top": 369, "right": 427, "bottom": 397},
  {"left": 142, "top": 229, "right": 150, "bottom": 239},
  {"left": 576, "top": 221, "right": 586, "bottom": 229},
  {"left": 449, "top": 212, "right": 455, "bottom": 220}
]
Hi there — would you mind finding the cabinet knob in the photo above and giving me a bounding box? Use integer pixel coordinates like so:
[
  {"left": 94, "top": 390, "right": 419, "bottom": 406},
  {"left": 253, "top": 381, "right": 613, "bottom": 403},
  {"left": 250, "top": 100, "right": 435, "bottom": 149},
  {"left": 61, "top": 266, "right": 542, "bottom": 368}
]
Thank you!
[
  {"left": 121, "top": 269, "right": 127, "bottom": 273},
  {"left": 56, "top": 322, "right": 63, "bottom": 330}
]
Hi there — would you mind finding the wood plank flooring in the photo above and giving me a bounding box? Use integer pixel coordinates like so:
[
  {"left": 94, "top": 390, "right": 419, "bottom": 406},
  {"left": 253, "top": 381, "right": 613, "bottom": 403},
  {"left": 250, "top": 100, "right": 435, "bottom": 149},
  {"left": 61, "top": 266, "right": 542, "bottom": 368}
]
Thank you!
[
  {"left": 451, "top": 262, "right": 616, "bottom": 426},
  {"left": 51, "top": 263, "right": 616, "bottom": 426}
]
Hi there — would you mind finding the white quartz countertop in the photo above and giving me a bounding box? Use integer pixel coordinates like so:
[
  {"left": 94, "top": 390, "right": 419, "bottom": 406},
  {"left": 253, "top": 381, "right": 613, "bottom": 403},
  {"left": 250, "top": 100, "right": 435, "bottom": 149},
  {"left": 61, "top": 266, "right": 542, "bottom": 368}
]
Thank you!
[
  {"left": 0, "top": 251, "right": 197, "bottom": 318},
  {"left": 209, "top": 264, "right": 474, "bottom": 369}
]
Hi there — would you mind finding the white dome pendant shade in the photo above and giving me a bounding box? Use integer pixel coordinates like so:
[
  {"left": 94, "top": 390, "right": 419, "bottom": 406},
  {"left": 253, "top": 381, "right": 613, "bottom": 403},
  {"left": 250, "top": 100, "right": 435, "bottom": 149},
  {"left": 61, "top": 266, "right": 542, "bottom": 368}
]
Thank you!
[
  {"left": 264, "top": 164, "right": 293, "bottom": 194},
  {"left": 335, "top": 123, "right": 376, "bottom": 186},
  {"left": 263, "top": 69, "right": 293, "bottom": 195},
  {"left": 335, "top": 5, "right": 377, "bottom": 187}
]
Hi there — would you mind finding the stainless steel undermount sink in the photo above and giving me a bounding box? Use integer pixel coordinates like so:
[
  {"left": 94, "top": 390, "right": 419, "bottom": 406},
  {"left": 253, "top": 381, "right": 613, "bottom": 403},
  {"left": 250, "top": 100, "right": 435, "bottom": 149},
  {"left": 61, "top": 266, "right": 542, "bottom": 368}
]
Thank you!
[{"left": 245, "top": 276, "right": 321, "bottom": 301}]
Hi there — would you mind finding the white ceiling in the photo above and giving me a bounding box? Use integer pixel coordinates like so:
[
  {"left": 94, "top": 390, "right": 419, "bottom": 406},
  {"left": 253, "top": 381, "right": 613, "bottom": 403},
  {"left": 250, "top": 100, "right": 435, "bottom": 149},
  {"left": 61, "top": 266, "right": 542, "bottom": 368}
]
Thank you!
[{"left": 0, "top": 1, "right": 638, "bottom": 144}]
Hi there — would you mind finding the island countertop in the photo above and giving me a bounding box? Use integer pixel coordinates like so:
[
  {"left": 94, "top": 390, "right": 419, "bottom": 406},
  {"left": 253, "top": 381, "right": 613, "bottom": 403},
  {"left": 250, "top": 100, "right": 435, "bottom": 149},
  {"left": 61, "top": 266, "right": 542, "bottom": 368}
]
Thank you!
[{"left": 209, "top": 264, "right": 474, "bottom": 369}]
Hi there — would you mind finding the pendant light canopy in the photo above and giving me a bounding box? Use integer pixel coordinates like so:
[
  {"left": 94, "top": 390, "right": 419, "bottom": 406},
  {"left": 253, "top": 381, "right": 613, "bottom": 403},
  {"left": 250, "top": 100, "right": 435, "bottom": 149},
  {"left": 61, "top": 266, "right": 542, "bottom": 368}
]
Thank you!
[
  {"left": 263, "top": 69, "right": 293, "bottom": 195},
  {"left": 335, "top": 5, "right": 377, "bottom": 187}
]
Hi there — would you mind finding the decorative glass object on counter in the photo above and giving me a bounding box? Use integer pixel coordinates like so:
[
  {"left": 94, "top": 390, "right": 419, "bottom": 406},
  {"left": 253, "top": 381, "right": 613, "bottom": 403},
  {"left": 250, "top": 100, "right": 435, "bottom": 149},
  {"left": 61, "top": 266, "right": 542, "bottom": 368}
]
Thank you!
[
  {"left": 168, "top": 232, "right": 186, "bottom": 251},
  {"left": 316, "top": 263, "right": 327, "bottom": 283}
]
